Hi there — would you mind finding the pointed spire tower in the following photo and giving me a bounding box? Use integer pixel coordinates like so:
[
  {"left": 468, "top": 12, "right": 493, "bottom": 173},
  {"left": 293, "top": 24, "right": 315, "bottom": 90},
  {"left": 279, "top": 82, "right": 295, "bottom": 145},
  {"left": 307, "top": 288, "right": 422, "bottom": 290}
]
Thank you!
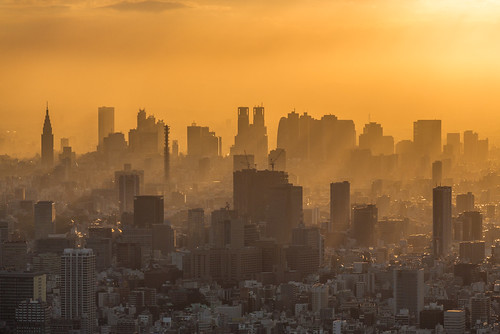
[{"left": 41, "top": 102, "right": 54, "bottom": 168}]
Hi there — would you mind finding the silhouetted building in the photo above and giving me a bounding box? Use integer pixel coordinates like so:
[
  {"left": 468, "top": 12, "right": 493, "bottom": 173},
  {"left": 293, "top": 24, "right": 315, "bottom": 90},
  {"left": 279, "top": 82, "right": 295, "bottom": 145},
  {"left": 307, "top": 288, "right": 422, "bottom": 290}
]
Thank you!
[
  {"left": 116, "top": 166, "right": 143, "bottom": 214},
  {"left": 210, "top": 208, "right": 243, "bottom": 249},
  {"left": 459, "top": 241, "right": 485, "bottom": 264},
  {"left": 98, "top": 106, "right": 114, "bottom": 150},
  {"left": 164, "top": 124, "right": 170, "bottom": 182},
  {"left": 456, "top": 192, "right": 475, "bottom": 214},
  {"left": 432, "top": 160, "right": 443, "bottom": 186},
  {"left": 133, "top": 195, "right": 164, "bottom": 228},
  {"left": 187, "top": 123, "right": 220, "bottom": 158},
  {"left": 266, "top": 184, "right": 303, "bottom": 244},
  {"left": 413, "top": 120, "right": 441, "bottom": 160},
  {"left": 433, "top": 186, "right": 452, "bottom": 258},
  {"left": 34, "top": 201, "right": 55, "bottom": 240},
  {"left": 393, "top": 268, "right": 424, "bottom": 324},
  {"left": 330, "top": 181, "right": 350, "bottom": 233},
  {"left": 231, "top": 106, "right": 269, "bottom": 166},
  {"left": 61, "top": 248, "right": 96, "bottom": 334},
  {"left": 359, "top": 122, "right": 394, "bottom": 155},
  {"left": 41, "top": 105, "right": 54, "bottom": 168},
  {"left": 352, "top": 204, "right": 378, "bottom": 247},
  {"left": 464, "top": 130, "right": 489, "bottom": 163},
  {"left": 268, "top": 148, "right": 286, "bottom": 171},
  {"left": 128, "top": 109, "right": 165, "bottom": 155},
  {"left": 458, "top": 211, "right": 482, "bottom": 241},
  {"left": 1, "top": 240, "right": 28, "bottom": 270},
  {"left": 470, "top": 293, "right": 490, "bottom": 325},
  {"left": 152, "top": 224, "right": 176, "bottom": 255}
]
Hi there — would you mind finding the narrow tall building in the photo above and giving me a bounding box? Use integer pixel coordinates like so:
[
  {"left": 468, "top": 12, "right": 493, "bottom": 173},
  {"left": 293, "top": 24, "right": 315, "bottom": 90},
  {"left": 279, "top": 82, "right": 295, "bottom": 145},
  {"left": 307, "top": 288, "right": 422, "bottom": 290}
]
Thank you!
[
  {"left": 330, "top": 181, "right": 350, "bottom": 233},
  {"left": 164, "top": 124, "right": 170, "bottom": 182},
  {"left": 413, "top": 120, "right": 441, "bottom": 160},
  {"left": 433, "top": 186, "right": 452, "bottom": 258},
  {"left": 61, "top": 248, "right": 96, "bottom": 334},
  {"left": 98, "top": 106, "right": 115, "bottom": 150},
  {"left": 41, "top": 104, "right": 54, "bottom": 168},
  {"left": 394, "top": 268, "right": 424, "bottom": 324},
  {"left": 34, "top": 201, "right": 55, "bottom": 240},
  {"left": 133, "top": 195, "right": 164, "bottom": 228}
]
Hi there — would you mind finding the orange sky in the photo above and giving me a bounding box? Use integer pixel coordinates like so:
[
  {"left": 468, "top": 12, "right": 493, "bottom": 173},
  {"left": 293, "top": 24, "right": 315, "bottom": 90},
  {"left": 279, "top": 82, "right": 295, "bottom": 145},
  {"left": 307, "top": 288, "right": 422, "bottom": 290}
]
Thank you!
[{"left": 1, "top": 0, "right": 500, "bottom": 157}]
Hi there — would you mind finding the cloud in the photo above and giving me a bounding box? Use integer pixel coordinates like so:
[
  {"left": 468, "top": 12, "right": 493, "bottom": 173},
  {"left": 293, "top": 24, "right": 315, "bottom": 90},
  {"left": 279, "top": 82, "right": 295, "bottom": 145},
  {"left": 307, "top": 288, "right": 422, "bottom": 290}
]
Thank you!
[{"left": 103, "top": 0, "right": 188, "bottom": 12}]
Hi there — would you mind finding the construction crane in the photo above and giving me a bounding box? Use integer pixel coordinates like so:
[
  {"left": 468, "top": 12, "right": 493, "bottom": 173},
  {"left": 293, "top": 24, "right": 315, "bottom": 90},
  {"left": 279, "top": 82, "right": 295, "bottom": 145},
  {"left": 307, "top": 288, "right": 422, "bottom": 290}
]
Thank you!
[{"left": 269, "top": 149, "right": 284, "bottom": 171}]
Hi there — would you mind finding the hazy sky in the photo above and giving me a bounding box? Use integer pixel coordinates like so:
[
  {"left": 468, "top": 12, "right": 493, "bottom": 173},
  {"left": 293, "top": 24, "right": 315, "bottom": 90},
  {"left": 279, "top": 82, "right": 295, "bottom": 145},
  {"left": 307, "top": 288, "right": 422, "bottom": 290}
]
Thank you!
[{"left": 1, "top": 0, "right": 500, "bottom": 157}]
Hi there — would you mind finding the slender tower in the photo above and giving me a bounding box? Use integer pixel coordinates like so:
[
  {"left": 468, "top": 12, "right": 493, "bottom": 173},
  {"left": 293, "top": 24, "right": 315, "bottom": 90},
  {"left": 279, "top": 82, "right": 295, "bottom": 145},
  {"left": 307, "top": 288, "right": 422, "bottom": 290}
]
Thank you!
[
  {"left": 164, "top": 124, "right": 170, "bottom": 182},
  {"left": 41, "top": 103, "right": 54, "bottom": 168}
]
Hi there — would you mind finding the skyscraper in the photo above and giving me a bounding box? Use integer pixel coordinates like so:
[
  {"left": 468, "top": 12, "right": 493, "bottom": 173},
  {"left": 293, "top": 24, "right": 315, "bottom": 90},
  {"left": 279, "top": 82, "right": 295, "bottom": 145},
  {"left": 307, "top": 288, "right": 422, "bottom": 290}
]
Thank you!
[
  {"left": 352, "top": 204, "right": 378, "bottom": 247},
  {"left": 433, "top": 186, "right": 452, "bottom": 258},
  {"left": 330, "top": 181, "right": 350, "bottom": 233},
  {"left": 413, "top": 120, "right": 441, "bottom": 160},
  {"left": 41, "top": 104, "right": 54, "bottom": 168},
  {"left": 458, "top": 211, "right": 482, "bottom": 241},
  {"left": 115, "top": 166, "right": 143, "bottom": 214},
  {"left": 187, "top": 123, "right": 220, "bottom": 158},
  {"left": 164, "top": 124, "right": 170, "bottom": 182},
  {"left": 393, "top": 268, "right": 424, "bottom": 323},
  {"left": 266, "top": 183, "right": 303, "bottom": 244},
  {"left": 61, "top": 248, "right": 96, "bottom": 334},
  {"left": 98, "top": 106, "right": 114, "bottom": 150},
  {"left": 34, "top": 201, "right": 55, "bottom": 240},
  {"left": 432, "top": 160, "right": 443, "bottom": 186},
  {"left": 133, "top": 195, "right": 164, "bottom": 228}
]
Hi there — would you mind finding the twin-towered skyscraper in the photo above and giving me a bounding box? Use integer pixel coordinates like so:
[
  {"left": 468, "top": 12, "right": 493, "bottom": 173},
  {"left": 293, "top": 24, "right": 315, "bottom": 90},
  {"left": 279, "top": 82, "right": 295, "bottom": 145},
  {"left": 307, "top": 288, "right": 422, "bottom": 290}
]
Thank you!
[{"left": 231, "top": 106, "right": 268, "bottom": 167}]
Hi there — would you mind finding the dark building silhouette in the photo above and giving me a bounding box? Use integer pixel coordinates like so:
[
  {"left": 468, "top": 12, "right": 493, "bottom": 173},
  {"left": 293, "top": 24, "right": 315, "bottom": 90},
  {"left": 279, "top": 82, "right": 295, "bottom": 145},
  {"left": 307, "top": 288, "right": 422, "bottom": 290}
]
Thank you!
[
  {"left": 330, "top": 181, "right": 350, "bottom": 233},
  {"left": 268, "top": 148, "right": 286, "bottom": 171},
  {"left": 393, "top": 268, "right": 424, "bottom": 324},
  {"left": 98, "top": 106, "right": 114, "bottom": 150},
  {"left": 432, "top": 160, "right": 443, "bottom": 186},
  {"left": 133, "top": 196, "right": 164, "bottom": 228},
  {"left": 433, "top": 186, "right": 452, "bottom": 258},
  {"left": 210, "top": 208, "right": 243, "bottom": 249},
  {"left": 116, "top": 165, "right": 143, "bottom": 214},
  {"left": 352, "top": 204, "right": 378, "bottom": 247},
  {"left": 231, "top": 106, "right": 269, "bottom": 167},
  {"left": 413, "top": 120, "right": 441, "bottom": 160},
  {"left": 187, "top": 208, "right": 205, "bottom": 249},
  {"left": 266, "top": 184, "right": 303, "bottom": 244},
  {"left": 359, "top": 122, "right": 394, "bottom": 155},
  {"left": 233, "top": 169, "right": 289, "bottom": 223},
  {"left": 456, "top": 192, "right": 475, "bottom": 214},
  {"left": 187, "top": 123, "right": 220, "bottom": 158},
  {"left": 34, "top": 201, "right": 55, "bottom": 240},
  {"left": 459, "top": 241, "right": 485, "bottom": 264},
  {"left": 152, "top": 224, "right": 176, "bottom": 255},
  {"left": 128, "top": 109, "right": 165, "bottom": 155},
  {"left": 41, "top": 104, "right": 54, "bottom": 168},
  {"left": 464, "top": 130, "right": 489, "bottom": 163},
  {"left": 458, "top": 211, "right": 482, "bottom": 241},
  {"left": 164, "top": 124, "right": 170, "bottom": 182}
]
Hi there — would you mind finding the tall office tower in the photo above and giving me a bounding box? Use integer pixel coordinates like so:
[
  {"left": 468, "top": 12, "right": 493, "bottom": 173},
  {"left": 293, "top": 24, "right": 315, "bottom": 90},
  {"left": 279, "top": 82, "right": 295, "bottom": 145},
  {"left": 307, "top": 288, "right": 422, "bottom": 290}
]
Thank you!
[
  {"left": 358, "top": 122, "right": 394, "bottom": 155},
  {"left": 0, "top": 272, "right": 47, "bottom": 329},
  {"left": 458, "top": 211, "right": 482, "bottom": 241},
  {"left": 233, "top": 169, "right": 289, "bottom": 222},
  {"left": 152, "top": 224, "right": 176, "bottom": 255},
  {"left": 231, "top": 106, "right": 268, "bottom": 167},
  {"left": 164, "top": 124, "right": 170, "bottom": 182},
  {"left": 187, "top": 208, "right": 206, "bottom": 248},
  {"left": 61, "top": 248, "right": 96, "bottom": 334},
  {"left": 133, "top": 196, "right": 164, "bottom": 228},
  {"left": 292, "top": 225, "right": 323, "bottom": 263},
  {"left": 1, "top": 240, "right": 28, "bottom": 270},
  {"left": 470, "top": 293, "right": 491, "bottom": 325},
  {"left": 34, "top": 201, "right": 55, "bottom": 240},
  {"left": 433, "top": 186, "right": 452, "bottom": 258},
  {"left": 41, "top": 104, "right": 54, "bottom": 168},
  {"left": 432, "top": 160, "right": 443, "bottom": 186},
  {"left": 210, "top": 208, "right": 244, "bottom": 249},
  {"left": 311, "top": 283, "right": 329, "bottom": 314},
  {"left": 459, "top": 241, "right": 485, "bottom": 264},
  {"left": 393, "top": 268, "right": 424, "bottom": 324},
  {"left": 60, "top": 137, "right": 70, "bottom": 150},
  {"left": 413, "top": 120, "right": 441, "bottom": 160},
  {"left": 444, "top": 310, "right": 465, "bottom": 334},
  {"left": 330, "top": 181, "right": 350, "bottom": 233},
  {"left": 187, "top": 123, "right": 220, "bottom": 158},
  {"left": 266, "top": 183, "right": 303, "bottom": 244},
  {"left": 115, "top": 166, "right": 143, "bottom": 214},
  {"left": 15, "top": 299, "right": 51, "bottom": 334},
  {"left": 351, "top": 204, "right": 378, "bottom": 247},
  {"left": 98, "top": 106, "right": 115, "bottom": 150},
  {"left": 456, "top": 192, "right": 475, "bottom": 213}
]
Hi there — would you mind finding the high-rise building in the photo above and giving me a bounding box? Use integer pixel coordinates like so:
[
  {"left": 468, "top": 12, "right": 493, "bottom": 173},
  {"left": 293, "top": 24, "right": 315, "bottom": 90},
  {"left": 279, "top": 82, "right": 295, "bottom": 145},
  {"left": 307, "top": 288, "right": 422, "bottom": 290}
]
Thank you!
[
  {"left": 231, "top": 106, "right": 269, "bottom": 167},
  {"left": 413, "top": 120, "right": 441, "bottom": 160},
  {"left": 444, "top": 310, "right": 465, "bottom": 334},
  {"left": 458, "top": 211, "right": 482, "bottom": 241},
  {"left": 187, "top": 208, "right": 205, "bottom": 249},
  {"left": 393, "top": 268, "right": 424, "bottom": 323},
  {"left": 470, "top": 293, "right": 490, "bottom": 325},
  {"left": 115, "top": 166, "right": 143, "bottom": 214},
  {"left": 152, "top": 224, "right": 176, "bottom": 255},
  {"left": 456, "top": 192, "right": 475, "bottom": 213},
  {"left": 233, "top": 169, "right": 288, "bottom": 223},
  {"left": 330, "top": 181, "right": 350, "bottom": 233},
  {"left": 311, "top": 283, "right": 329, "bottom": 313},
  {"left": 98, "top": 106, "right": 115, "bottom": 150},
  {"left": 128, "top": 109, "right": 165, "bottom": 155},
  {"left": 0, "top": 271, "right": 46, "bottom": 329},
  {"left": 459, "top": 241, "right": 485, "bottom": 264},
  {"left": 432, "top": 160, "right": 443, "bottom": 186},
  {"left": 34, "top": 201, "right": 55, "bottom": 240},
  {"left": 187, "top": 123, "right": 220, "bottom": 158},
  {"left": 133, "top": 196, "right": 164, "bottom": 228},
  {"left": 210, "top": 208, "right": 243, "bottom": 249},
  {"left": 433, "top": 186, "right": 452, "bottom": 258},
  {"left": 61, "top": 248, "right": 96, "bottom": 334},
  {"left": 352, "top": 204, "right": 378, "bottom": 247},
  {"left": 41, "top": 104, "right": 54, "bottom": 168},
  {"left": 358, "top": 122, "right": 394, "bottom": 155},
  {"left": 15, "top": 299, "right": 51, "bottom": 334},
  {"left": 164, "top": 124, "right": 170, "bottom": 182},
  {"left": 266, "top": 183, "right": 303, "bottom": 244}
]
